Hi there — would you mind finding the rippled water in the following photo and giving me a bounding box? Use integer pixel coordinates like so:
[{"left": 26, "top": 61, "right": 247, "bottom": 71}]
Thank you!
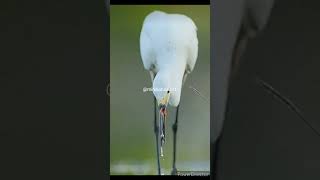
[{"left": 111, "top": 160, "right": 210, "bottom": 175}]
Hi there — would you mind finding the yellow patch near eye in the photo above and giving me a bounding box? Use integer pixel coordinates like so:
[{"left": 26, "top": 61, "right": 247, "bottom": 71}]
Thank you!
[{"left": 158, "top": 92, "right": 170, "bottom": 105}]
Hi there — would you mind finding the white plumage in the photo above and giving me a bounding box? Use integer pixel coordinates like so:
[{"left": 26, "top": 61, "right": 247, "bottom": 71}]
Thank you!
[{"left": 140, "top": 10, "right": 199, "bottom": 107}]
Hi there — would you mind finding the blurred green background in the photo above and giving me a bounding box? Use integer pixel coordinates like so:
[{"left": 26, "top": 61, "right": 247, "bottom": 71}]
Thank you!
[{"left": 110, "top": 5, "right": 210, "bottom": 175}]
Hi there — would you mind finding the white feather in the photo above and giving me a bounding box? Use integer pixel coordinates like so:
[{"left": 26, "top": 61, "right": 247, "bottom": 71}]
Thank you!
[{"left": 140, "top": 10, "right": 199, "bottom": 107}]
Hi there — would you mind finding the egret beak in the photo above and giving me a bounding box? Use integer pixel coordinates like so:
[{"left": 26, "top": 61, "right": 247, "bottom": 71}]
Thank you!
[
  {"left": 159, "top": 91, "right": 170, "bottom": 106},
  {"left": 158, "top": 91, "right": 170, "bottom": 157}
]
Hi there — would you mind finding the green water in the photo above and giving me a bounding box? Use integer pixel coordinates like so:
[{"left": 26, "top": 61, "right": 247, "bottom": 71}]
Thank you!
[{"left": 110, "top": 5, "right": 210, "bottom": 175}]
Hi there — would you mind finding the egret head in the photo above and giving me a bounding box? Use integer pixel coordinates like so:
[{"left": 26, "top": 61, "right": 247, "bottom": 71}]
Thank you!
[{"left": 152, "top": 69, "right": 182, "bottom": 108}]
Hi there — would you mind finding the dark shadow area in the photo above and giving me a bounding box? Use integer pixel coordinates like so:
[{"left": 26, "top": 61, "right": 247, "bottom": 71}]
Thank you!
[
  {"left": 0, "top": 0, "right": 108, "bottom": 179},
  {"left": 214, "top": 0, "right": 320, "bottom": 179}
]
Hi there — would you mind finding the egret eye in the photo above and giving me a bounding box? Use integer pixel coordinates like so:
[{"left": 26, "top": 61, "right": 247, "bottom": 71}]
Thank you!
[{"left": 167, "top": 90, "right": 170, "bottom": 93}]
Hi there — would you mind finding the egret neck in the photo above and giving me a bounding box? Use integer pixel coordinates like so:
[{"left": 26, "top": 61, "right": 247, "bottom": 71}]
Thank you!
[
  {"left": 153, "top": 55, "right": 186, "bottom": 107},
  {"left": 152, "top": 55, "right": 186, "bottom": 157}
]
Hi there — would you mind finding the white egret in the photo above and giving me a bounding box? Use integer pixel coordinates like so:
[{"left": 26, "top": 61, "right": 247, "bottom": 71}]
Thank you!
[{"left": 140, "top": 10, "right": 199, "bottom": 175}]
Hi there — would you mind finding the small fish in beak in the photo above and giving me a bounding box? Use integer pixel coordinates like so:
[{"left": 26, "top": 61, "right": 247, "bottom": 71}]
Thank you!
[
  {"left": 159, "top": 104, "right": 166, "bottom": 157},
  {"left": 158, "top": 91, "right": 170, "bottom": 157}
]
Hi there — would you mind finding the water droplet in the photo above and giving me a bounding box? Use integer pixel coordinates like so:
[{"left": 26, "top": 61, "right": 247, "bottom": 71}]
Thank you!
[{"left": 160, "top": 147, "right": 164, "bottom": 157}]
